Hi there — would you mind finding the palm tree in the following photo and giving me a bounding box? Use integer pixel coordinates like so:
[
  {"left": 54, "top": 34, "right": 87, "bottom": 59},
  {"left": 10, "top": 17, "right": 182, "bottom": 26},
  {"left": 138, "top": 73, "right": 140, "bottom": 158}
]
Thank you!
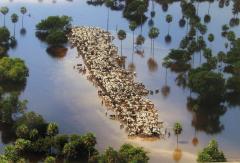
[
  {"left": 20, "top": 7, "right": 27, "bottom": 28},
  {"left": 221, "top": 24, "right": 229, "bottom": 37},
  {"left": 136, "top": 34, "right": 145, "bottom": 56},
  {"left": 117, "top": 29, "right": 126, "bottom": 56},
  {"left": 105, "top": 0, "right": 113, "bottom": 32},
  {"left": 227, "top": 31, "right": 236, "bottom": 43},
  {"left": 137, "top": 4, "right": 146, "bottom": 34},
  {"left": 47, "top": 123, "right": 59, "bottom": 137},
  {"left": 217, "top": 51, "right": 226, "bottom": 71},
  {"left": 148, "top": 27, "right": 159, "bottom": 56},
  {"left": 197, "top": 23, "right": 207, "bottom": 36},
  {"left": 47, "top": 122, "right": 59, "bottom": 154},
  {"left": 161, "top": 69, "right": 171, "bottom": 98},
  {"left": 162, "top": 57, "right": 171, "bottom": 97},
  {"left": 197, "top": 36, "right": 206, "bottom": 64},
  {"left": 195, "top": 0, "right": 200, "bottom": 16},
  {"left": 204, "top": 0, "right": 213, "bottom": 23},
  {"left": 82, "top": 133, "right": 97, "bottom": 159},
  {"left": 11, "top": 13, "right": 19, "bottom": 37},
  {"left": 136, "top": 34, "right": 145, "bottom": 46},
  {"left": 0, "top": 7, "right": 9, "bottom": 26},
  {"left": 173, "top": 122, "right": 183, "bottom": 147},
  {"left": 129, "top": 21, "right": 137, "bottom": 53},
  {"left": 147, "top": 24, "right": 158, "bottom": 73},
  {"left": 166, "top": 14, "right": 173, "bottom": 35},
  {"left": 208, "top": 33, "right": 214, "bottom": 47}
]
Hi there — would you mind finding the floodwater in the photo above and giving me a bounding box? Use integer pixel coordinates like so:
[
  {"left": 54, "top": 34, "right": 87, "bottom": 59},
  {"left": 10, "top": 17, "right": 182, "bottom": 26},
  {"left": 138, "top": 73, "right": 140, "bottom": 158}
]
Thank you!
[{"left": 0, "top": 0, "right": 240, "bottom": 162}]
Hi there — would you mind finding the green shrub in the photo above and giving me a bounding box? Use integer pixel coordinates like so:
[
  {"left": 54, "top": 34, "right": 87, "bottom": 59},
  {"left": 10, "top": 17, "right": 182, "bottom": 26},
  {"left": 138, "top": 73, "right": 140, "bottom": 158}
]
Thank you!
[
  {"left": 36, "top": 16, "right": 72, "bottom": 31},
  {"left": 197, "top": 139, "right": 226, "bottom": 162},
  {"left": 0, "top": 57, "right": 29, "bottom": 83}
]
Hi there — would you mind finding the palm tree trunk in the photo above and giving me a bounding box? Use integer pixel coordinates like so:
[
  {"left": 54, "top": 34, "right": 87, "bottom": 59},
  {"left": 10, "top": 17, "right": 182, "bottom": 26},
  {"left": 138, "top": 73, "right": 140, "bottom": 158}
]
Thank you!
[
  {"left": 196, "top": 2, "right": 200, "bottom": 16},
  {"left": 208, "top": 2, "right": 211, "bottom": 15},
  {"left": 22, "top": 15, "right": 24, "bottom": 28},
  {"left": 88, "top": 150, "right": 90, "bottom": 160},
  {"left": 151, "top": 0, "right": 154, "bottom": 11},
  {"left": 165, "top": 68, "right": 168, "bottom": 85},
  {"left": 150, "top": 39, "right": 152, "bottom": 56},
  {"left": 168, "top": 23, "right": 170, "bottom": 35},
  {"left": 107, "top": 8, "right": 109, "bottom": 32},
  {"left": 177, "top": 135, "right": 179, "bottom": 148},
  {"left": 14, "top": 23, "right": 16, "bottom": 37},
  {"left": 132, "top": 31, "right": 134, "bottom": 53},
  {"left": 120, "top": 40, "right": 122, "bottom": 56},
  {"left": 199, "top": 51, "right": 202, "bottom": 65},
  {"left": 153, "top": 39, "right": 155, "bottom": 58},
  {"left": 192, "top": 53, "right": 195, "bottom": 68},
  {"left": 3, "top": 15, "right": 6, "bottom": 27},
  {"left": 132, "top": 52, "right": 133, "bottom": 62}
]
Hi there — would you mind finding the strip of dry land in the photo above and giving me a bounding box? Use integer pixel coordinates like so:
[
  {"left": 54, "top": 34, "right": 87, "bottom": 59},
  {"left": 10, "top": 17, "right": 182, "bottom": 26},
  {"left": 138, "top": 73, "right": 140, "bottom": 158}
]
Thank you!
[{"left": 68, "top": 26, "right": 164, "bottom": 137}]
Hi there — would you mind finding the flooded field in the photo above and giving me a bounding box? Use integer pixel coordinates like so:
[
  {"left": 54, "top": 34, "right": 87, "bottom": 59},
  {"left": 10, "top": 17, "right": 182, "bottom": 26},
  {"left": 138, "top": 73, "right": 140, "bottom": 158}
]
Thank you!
[{"left": 0, "top": 0, "right": 240, "bottom": 162}]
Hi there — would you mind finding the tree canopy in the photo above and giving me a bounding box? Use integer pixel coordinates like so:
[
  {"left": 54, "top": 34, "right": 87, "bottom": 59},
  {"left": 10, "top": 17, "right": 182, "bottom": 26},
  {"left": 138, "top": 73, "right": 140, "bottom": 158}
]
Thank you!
[
  {"left": 36, "top": 16, "right": 72, "bottom": 31},
  {"left": 0, "top": 57, "right": 29, "bottom": 83},
  {"left": 0, "top": 27, "right": 10, "bottom": 44},
  {"left": 188, "top": 68, "right": 225, "bottom": 104},
  {"left": 197, "top": 139, "right": 226, "bottom": 162},
  {"left": 36, "top": 16, "right": 72, "bottom": 46}
]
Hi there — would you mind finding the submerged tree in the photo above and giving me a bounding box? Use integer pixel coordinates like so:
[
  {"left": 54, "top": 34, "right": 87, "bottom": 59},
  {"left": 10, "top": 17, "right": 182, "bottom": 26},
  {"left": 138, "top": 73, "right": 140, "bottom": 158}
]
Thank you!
[
  {"left": 36, "top": 16, "right": 72, "bottom": 57},
  {"left": 137, "top": 4, "right": 146, "bottom": 34},
  {"left": 148, "top": 27, "right": 159, "bottom": 56},
  {"left": 166, "top": 14, "right": 173, "bottom": 35},
  {"left": 11, "top": 13, "right": 19, "bottom": 37},
  {"left": 123, "top": 0, "right": 148, "bottom": 23},
  {"left": 105, "top": 0, "right": 114, "bottom": 32},
  {"left": 129, "top": 21, "right": 137, "bottom": 53},
  {"left": 208, "top": 33, "right": 215, "bottom": 44},
  {"left": 0, "top": 27, "right": 11, "bottom": 54},
  {"left": 0, "top": 7, "right": 9, "bottom": 27},
  {"left": 173, "top": 122, "right": 183, "bottom": 146},
  {"left": 117, "top": 29, "right": 126, "bottom": 56},
  {"left": 188, "top": 68, "right": 225, "bottom": 105},
  {"left": 0, "top": 57, "right": 29, "bottom": 83},
  {"left": 20, "top": 7, "right": 27, "bottom": 28},
  {"left": 204, "top": 0, "right": 213, "bottom": 23},
  {"left": 197, "top": 139, "right": 226, "bottom": 162}
]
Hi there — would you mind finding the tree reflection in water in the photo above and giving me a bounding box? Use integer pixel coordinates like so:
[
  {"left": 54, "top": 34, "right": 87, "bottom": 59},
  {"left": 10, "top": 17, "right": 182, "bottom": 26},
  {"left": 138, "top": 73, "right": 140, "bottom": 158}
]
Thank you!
[{"left": 187, "top": 97, "right": 226, "bottom": 135}]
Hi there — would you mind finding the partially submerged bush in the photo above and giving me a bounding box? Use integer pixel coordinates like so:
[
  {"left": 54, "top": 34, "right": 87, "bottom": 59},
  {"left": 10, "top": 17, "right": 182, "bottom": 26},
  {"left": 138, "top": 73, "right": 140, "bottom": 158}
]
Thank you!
[
  {"left": 36, "top": 16, "right": 72, "bottom": 31},
  {"left": 36, "top": 16, "right": 72, "bottom": 46},
  {"left": 0, "top": 57, "right": 29, "bottom": 83}
]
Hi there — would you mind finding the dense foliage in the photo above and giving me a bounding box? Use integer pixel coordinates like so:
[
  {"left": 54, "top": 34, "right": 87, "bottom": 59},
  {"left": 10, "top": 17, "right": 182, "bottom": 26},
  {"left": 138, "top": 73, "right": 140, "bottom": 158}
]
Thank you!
[
  {"left": 197, "top": 139, "right": 226, "bottom": 162},
  {"left": 0, "top": 57, "right": 29, "bottom": 83},
  {"left": 45, "top": 29, "right": 68, "bottom": 45},
  {"left": 0, "top": 77, "right": 149, "bottom": 163},
  {"left": 36, "top": 15, "right": 72, "bottom": 31},
  {"left": 188, "top": 68, "right": 225, "bottom": 104},
  {"left": 91, "top": 144, "right": 149, "bottom": 163},
  {"left": 0, "top": 27, "right": 11, "bottom": 55},
  {"left": 0, "top": 27, "right": 10, "bottom": 44},
  {"left": 36, "top": 16, "right": 72, "bottom": 45},
  {"left": 123, "top": 0, "right": 148, "bottom": 23}
]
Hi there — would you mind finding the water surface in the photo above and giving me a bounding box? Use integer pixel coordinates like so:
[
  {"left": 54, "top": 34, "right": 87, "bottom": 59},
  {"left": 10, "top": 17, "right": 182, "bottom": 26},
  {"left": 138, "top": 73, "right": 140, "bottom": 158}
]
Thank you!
[{"left": 0, "top": 0, "right": 240, "bottom": 162}]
